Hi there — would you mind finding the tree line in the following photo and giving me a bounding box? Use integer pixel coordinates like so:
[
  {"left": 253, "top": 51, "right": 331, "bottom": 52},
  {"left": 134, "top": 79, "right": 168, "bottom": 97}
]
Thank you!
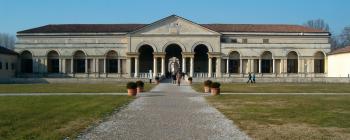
[{"left": 304, "top": 19, "right": 350, "bottom": 50}]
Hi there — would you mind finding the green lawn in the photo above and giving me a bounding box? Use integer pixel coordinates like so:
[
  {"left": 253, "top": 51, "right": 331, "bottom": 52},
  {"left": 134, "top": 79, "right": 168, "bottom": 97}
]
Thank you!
[
  {"left": 192, "top": 83, "right": 350, "bottom": 93},
  {"left": 0, "top": 83, "right": 155, "bottom": 93},
  {"left": 0, "top": 95, "right": 133, "bottom": 140},
  {"left": 207, "top": 95, "right": 350, "bottom": 140}
]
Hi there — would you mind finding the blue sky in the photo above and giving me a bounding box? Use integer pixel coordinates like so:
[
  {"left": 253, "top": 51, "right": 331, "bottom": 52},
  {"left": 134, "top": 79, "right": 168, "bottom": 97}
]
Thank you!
[{"left": 0, "top": 0, "right": 349, "bottom": 35}]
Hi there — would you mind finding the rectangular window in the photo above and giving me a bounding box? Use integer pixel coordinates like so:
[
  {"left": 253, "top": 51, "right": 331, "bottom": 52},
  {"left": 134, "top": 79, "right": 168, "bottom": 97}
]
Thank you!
[
  {"left": 6, "top": 62, "right": 8, "bottom": 70},
  {"left": 242, "top": 38, "right": 248, "bottom": 44},
  {"left": 11, "top": 63, "right": 15, "bottom": 70},
  {"left": 263, "top": 39, "right": 269, "bottom": 44}
]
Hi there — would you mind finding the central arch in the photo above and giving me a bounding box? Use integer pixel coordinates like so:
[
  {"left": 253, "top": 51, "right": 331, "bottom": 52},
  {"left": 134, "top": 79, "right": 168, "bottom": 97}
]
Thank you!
[
  {"left": 261, "top": 51, "right": 273, "bottom": 73},
  {"left": 194, "top": 44, "right": 209, "bottom": 73},
  {"left": 47, "top": 50, "right": 59, "bottom": 73},
  {"left": 165, "top": 44, "right": 182, "bottom": 75}
]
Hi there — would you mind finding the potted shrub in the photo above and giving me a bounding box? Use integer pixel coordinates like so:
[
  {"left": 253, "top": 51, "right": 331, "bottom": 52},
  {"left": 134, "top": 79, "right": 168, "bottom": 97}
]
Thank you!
[
  {"left": 210, "top": 82, "right": 221, "bottom": 96},
  {"left": 136, "top": 80, "right": 144, "bottom": 93},
  {"left": 155, "top": 76, "right": 160, "bottom": 84},
  {"left": 126, "top": 82, "right": 137, "bottom": 96},
  {"left": 204, "top": 80, "right": 212, "bottom": 93},
  {"left": 188, "top": 77, "right": 193, "bottom": 84}
]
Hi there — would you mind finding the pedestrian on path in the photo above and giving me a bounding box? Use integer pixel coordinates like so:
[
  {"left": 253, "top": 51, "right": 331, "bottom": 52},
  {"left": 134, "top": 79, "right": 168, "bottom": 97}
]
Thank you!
[
  {"left": 247, "top": 73, "right": 253, "bottom": 83},
  {"left": 252, "top": 73, "right": 256, "bottom": 83},
  {"left": 176, "top": 72, "right": 182, "bottom": 86}
]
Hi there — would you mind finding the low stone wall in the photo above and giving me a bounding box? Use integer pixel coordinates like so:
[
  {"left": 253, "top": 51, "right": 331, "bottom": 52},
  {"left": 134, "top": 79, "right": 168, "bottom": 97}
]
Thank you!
[
  {"left": 193, "top": 77, "right": 350, "bottom": 83},
  {"left": 0, "top": 77, "right": 349, "bottom": 84}
]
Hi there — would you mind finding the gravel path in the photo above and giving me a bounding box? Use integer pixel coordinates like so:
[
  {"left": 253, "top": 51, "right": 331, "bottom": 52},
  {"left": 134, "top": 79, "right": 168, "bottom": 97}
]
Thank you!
[{"left": 77, "top": 81, "right": 251, "bottom": 140}]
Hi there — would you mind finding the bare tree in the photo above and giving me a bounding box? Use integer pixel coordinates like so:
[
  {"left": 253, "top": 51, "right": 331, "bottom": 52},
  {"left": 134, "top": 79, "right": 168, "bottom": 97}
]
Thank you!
[
  {"left": 0, "top": 33, "right": 16, "bottom": 49},
  {"left": 339, "top": 26, "right": 350, "bottom": 47},
  {"left": 304, "top": 19, "right": 330, "bottom": 32}
]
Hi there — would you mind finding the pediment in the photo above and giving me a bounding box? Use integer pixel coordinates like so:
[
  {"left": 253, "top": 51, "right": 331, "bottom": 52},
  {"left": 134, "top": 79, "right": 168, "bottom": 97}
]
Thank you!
[{"left": 130, "top": 15, "right": 220, "bottom": 36}]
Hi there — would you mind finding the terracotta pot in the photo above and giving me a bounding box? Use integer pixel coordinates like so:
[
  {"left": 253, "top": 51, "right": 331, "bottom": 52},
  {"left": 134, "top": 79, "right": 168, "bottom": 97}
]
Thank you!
[
  {"left": 127, "top": 88, "right": 137, "bottom": 96},
  {"left": 189, "top": 80, "right": 193, "bottom": 84},
  {"left": 204, "top": 86, "right": 211, "bottom": 93},
  {"left": 137, "top": 87, "right": 144, "bottom": 93},
  {"left": 211, "top": 88, "right": 220, "bottom": 96}
]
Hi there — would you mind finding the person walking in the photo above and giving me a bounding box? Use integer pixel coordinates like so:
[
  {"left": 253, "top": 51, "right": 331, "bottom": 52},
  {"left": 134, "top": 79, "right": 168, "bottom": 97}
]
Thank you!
[
  {"left": 176, "top": 72, "right": 182, "bottom": 86},
  {"left": 252, "top": 73, "right": 256, "bottom": 83},
  {"left": 247, "top": 73, "right": 252, "bottom": 83}
]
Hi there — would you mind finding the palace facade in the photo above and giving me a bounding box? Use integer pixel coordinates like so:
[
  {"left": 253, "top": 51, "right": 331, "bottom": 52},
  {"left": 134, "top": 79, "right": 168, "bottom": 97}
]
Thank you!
[{"left": 15, "top": 15, "right": 331, "bottom": 79}]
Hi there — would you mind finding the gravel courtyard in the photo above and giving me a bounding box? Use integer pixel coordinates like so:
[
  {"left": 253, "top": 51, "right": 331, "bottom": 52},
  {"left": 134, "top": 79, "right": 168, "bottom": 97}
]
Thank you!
[{"left": 77, "top": 81, "right": 250, "bottom": 140}]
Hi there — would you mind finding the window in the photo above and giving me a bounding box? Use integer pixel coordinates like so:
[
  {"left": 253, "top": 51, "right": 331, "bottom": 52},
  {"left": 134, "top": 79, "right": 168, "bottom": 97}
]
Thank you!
[
  {"left": 263, "top": 39, "right": 269, "bottom": 44},
  {"left": 6, "top": 62, "right": 8, "bottom": 70},
  {"left": 230, "top": 39, "right": 238, "bottom": 43},
  {"left": 0, "top": 61, "right": 2, "bottom": 70},
  {"left": 11, "top": 63, "right": 15, "bottom": 70},
  {"left": 242, "top": 38, "right": 248, "bottom": 44}
]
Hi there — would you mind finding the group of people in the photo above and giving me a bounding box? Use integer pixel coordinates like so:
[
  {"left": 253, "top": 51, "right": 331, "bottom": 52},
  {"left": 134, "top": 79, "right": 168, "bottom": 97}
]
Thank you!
[
  {"left": 170, "top": 71, "right": 183, "bottom": 86},
  {"left": 247, "top": 73, "right": 256, "bottom": 84}
]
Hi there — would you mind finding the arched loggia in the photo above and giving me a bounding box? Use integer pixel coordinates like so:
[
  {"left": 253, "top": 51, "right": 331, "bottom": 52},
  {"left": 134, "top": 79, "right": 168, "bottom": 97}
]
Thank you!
[
  {"left": 194, "top": 44, "right": 209, "bottom": 73},
  {"left": 138, "top": 45, "right": 154, "bottom": 73},
  {"left": 287, "top": 51, "right": 298, "bottom": 73},
  {"left": 314, "top": 52, "right": 325, "bottom": 73},
  {"left": 47, "top": 50, "right": 59, "bottom": 73},
  {"left": 20, "top": 50, "right": 33, "bottom": 73}
]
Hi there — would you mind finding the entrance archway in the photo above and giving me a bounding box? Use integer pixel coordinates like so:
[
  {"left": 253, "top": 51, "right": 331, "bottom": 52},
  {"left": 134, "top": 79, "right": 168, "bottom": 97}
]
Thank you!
[
  {"left": 138, "top": 45, "right": 154, "bottom": 73},
  {"left": 287, "top": 51, "right": 298, "bottom": 73},
  {"left": 20, "top": 50, "right": 33, "bottom": 73},
  {"left": 165, "top": 44, "right": 182, "bottom": 74},
  {"left": 314, "top": 51, "right": 325, "bottom": 73},
  {"left": 194, "top": 44, "right": 209, "bottom": 73},
  {"left": 261, "top": 51, "right": 273, "bottom": 73},
  {"left": 73, "top": 50, "right": 86, "bottom": 73},
  {"left": 47, "top": 50, "right": 59, "bottom": 73},
  {"left": 106, "top": 50, "right": 118, "bottom": 73},
  {"left": 229, "top": 51, "right": 240, "bottom": 73}
]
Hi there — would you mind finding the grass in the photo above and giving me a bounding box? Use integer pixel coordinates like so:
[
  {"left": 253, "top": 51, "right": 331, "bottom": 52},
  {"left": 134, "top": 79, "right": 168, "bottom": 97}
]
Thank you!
[
  {"left": 0, "top": 95, "right": 133, "bottom": 140},
  {"left": 0, "top": 83, "right": 156, "bottom": 93},
  {"left": 207, "top": 95, "right": 350, "bottom": 140},
  {"left": 192, "top": 83, "right": 350, "bottom": 93}
]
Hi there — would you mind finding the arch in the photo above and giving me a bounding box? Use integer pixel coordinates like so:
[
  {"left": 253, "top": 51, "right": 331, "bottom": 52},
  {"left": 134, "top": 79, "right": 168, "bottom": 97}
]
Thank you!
[
  {"left": 20, "top": 50, "right": 33, "bottom": 73},
  {"left": 165, "top": 44, "right": 183, "bottom": 74},
  {"left": 286, "top": 50, "right": 300, "bottom": 58},
  {"left": 47, "top": 50, "right": 60, "bottom": 73},
  {"left": 193, "top": 44, "right": 209, "bottom": 73},
  {"left": 135, "top": 41, "right": 158, "bottom": 52},
  {"left": 192, "top": 41, "right": 214, "bottom": 52},
  {"left": 314, "top": 51, "right": 325, "bottom": 73},
  {"left": 162, "top": 41, "right": 186, "bottom": 52},
  {"left": 138, "top": 45, "right": 154, "bottom": 73},
  {"left": 261, "top": 51, "right": 273, "bottom": 73},
  {"left": 228, "top": 51, "right": 241, "bottom": 73},
  {"left": 73, "top": 50, "right": 86, "bottom": 73},
  {"left": 105, "top": 50, "right": 118, "bottom": 73},
  {"left": 104, "top": 50, "right": 119, "bottom": 57},
  {"left": 46, "top": 49, "right": 61, "bottom": 57},
  {"left": 72, "top": 50, "right": 88, "bottom": 57},
  {"left": 287, "top": 51, "right": 298, "bottom": 73}
]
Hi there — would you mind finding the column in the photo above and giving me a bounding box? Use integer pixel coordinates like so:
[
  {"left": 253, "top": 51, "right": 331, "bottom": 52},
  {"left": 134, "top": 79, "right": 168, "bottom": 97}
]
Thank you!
[
  {"left": 62, "top": 59, "right": 66, "bottom": 73},
  {"left": 182, "top": 57, "right": 186, "bottom": 73},
  {"left": 59, "top": 59, "right": 62, "bottom": 73},
  {"left": 190, "top": 57, "right": 194, "bottom": 77},
  {"left": 103, "top": 58, "right": 107, "bottom": 74},
  {"left": 96, "top": 58, "right": 100, "bottom": 73},
  {"left": 240, "top": 59, "right": 243, "bottom": 73},
  {"left": 85, "top": 59, "right": 88, "bottom": 73},
  {"left": 258, "top": 59, "right": 262, "bottom": 73},
  {"left": 71, "top": 58, "right": 74, "bottom": 73},
  {"left": 126, "top": 58, "right": 131, "bottom": 77},
  {"left": 226, "top": 59, "right": 229, "bottom": 74},
  {"left": 161, "top": 57, "right": 165, "bottom": 76},
  {"left": 118, "top": 59, "right": 121, "bottom": 74},
  {"left": 208, "top": 57, "right": 212, "bottom": 78},
  {"left": 272, "top": 59, "right": 276, "bottom": 73},
  {"left": 216, "top": 57, "right": 221, "bottom": 78},
  {"left": 153, "top": 57, "right": 158, "bottom": 77},
  {"left": 134, "top": 57, "right": 139, "bottom": 77},
  {"left": 44, "top": 58, "right": 47, "bottom": 73}
]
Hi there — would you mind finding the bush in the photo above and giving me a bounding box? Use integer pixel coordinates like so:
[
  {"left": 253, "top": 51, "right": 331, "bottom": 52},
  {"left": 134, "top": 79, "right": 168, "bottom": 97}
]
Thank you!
[
  {"left": 188, "top": 77, "right": 193, "bottom": 81},
  {"left": 126, "top": 82, "right": 137, "bottom": 89},
  {"left": 204, "top": 80, "right": 212, "bottom": 86},
  {"left": 136, "top": 80, "right": 144, "bottom": 88},
  {"left": 210, "top": 82, "right": 221, "bottom": 88},
  {"left": 155, "top": 76, "right": 160, "bottom": 80}
]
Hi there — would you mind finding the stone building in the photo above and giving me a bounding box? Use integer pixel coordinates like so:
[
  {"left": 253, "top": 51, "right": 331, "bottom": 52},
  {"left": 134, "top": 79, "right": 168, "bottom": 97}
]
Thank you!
[
  {"left": 15, "top": 15, "right": 331, "bottom": 79},
  {"left": 328, "top": 46, "right": 350, "bottom": 77},
  {"left": 0, "top": 46, "right": 18, "bottom": 78}
]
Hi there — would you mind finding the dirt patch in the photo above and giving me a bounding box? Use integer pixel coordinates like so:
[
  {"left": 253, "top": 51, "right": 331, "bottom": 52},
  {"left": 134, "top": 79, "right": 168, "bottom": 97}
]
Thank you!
[{"left": 238, "top": 121, "right": 349, "bottom": 140}]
